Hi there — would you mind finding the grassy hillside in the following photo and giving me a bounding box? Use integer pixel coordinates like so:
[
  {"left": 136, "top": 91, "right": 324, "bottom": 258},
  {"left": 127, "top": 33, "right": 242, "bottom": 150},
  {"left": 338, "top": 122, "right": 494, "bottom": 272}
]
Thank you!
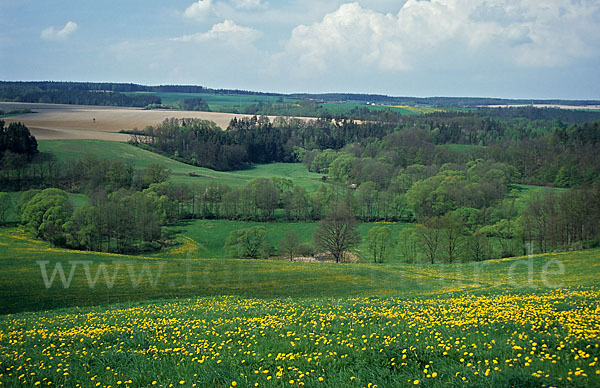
[
  {"left": 1, "top": 226, "right": 599, "bottom": 315},
  {"left": 38, "top": 139, "right": 325, "bottom": 190},
  {"left": 0, "top": 225, "right": 598, "bottom": 387},
  {"left": 509, "top": 184, "right": 568, "bottom": 209}
]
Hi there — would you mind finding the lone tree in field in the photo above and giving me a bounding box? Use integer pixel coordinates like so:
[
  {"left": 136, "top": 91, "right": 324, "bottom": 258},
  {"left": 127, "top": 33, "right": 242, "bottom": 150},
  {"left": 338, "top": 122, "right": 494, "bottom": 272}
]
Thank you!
[
  {"left": 279, "top": 230, "right": 300, "bottom": 261},
  {"left": 366, "top": 226, "right": 393, "bottom": 263},
  {"left": 314, "top": 203, "right": 361, "bottom": 263}
]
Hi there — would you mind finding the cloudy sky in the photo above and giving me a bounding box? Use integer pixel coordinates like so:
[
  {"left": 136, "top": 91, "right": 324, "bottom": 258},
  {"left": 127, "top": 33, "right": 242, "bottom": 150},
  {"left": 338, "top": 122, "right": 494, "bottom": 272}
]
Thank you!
[{"left": 1, "top": 0, "right": 599, "bottom": 99}]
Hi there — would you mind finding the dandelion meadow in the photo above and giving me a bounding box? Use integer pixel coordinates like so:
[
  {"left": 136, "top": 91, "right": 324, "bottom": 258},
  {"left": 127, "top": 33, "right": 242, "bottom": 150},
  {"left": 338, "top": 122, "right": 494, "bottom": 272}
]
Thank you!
[
  {"left": 1, "top": 227, "right": 600, "bottom": 387},
  {"left": 1, "top": 290, "right": 599, "bottom": 387}
]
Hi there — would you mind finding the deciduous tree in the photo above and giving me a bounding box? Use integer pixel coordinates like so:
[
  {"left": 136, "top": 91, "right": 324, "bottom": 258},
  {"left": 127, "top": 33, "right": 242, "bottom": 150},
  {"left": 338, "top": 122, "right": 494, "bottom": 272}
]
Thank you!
[{"left": 313, "top": 203, "right": 361, "bottom": 263}]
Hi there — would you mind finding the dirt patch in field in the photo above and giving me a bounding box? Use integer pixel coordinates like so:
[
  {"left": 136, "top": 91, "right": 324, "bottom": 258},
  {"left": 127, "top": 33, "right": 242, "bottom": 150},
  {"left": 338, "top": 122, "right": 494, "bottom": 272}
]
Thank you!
[
  {"left": 27, "top": 127, "right": 131, "bottom": 141},
  {"left": 291, "top": 252, "right": 361, "bottom": 263},
  {"left": 1, "top": 102, "right": 305, "bottom": 141}
]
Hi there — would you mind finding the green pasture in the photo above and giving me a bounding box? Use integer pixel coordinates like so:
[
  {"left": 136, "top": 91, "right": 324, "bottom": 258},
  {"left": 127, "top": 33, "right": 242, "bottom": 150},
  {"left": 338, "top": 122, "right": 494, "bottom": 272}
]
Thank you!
[
  {"left": 161, "top": 219, "right": 413, "bottom": 261},
  {"left": 1, "top": 225, "right": 598, "bottom": 315},
  {"left": 37, "top": 139, "right": 325, "bottom": 190}
]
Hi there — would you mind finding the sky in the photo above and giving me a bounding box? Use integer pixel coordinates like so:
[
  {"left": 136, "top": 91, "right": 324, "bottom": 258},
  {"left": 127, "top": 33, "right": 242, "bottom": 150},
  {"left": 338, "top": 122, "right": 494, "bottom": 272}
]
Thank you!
[{"left": 1, "top": 0, "right": 599, "bottom": 99}]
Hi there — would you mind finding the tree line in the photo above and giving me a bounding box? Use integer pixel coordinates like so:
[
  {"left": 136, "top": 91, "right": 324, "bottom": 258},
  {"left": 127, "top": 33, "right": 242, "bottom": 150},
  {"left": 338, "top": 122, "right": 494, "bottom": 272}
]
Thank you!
[
  {"left": 129, "top": 113, "right": 600, "bottom": 187},
  {"left": 223, "top": 183, "right": 600, "bottom": 264},
  {"left": 0, "top": 81, "right": 283, "bottom": 96},
  {"left": 0, "top": 84, "right": 160, "bottom": 107}
]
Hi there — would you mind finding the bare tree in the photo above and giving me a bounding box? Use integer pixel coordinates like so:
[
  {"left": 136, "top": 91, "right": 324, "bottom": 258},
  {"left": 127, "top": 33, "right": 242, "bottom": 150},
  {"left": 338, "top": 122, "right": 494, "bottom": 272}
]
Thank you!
[
  {"left": 314, "top": 203, "right": 361, "bottom": 263},
  {"left": 416, "top": 217, "right": 442, "bottom": 264},
  {"left": 441, "top": 212, "right": 465, "bottom": 263}
]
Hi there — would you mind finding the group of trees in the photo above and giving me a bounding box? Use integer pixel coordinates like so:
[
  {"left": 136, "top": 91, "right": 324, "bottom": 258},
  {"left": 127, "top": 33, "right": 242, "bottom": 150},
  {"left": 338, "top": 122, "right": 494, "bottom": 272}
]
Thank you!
[
  {"left": 129, "top": 111, "right": 600, "bottom": 188},
  {"left": 178, "top": 98, "right": 210, "bottom": 111},
  {"left": 520, "top": 187, "right": 600, "bottom": 253},
  {"left": 151, "top": 177, "right": 412, "bottom": 223},
  {"left": 0, "top": 81, "right": 283, "bottom": 96},
  {"left": 301, "top": 121, "right": 600, "bottom": 188},
  {"left": 9, "top": 157, "right": 178, "bottom": 253},
  {"left": 225, "top": 203, "right": 363, "bottom": 263},
  {"left": 2, "top": 105, "right": 599, "bottom": 263},
  {"left": 17, "top": 183, "right": 177, "bottom": 253},
  {"left": 129, "top": 116, "right": 393, "bottom": 171},
  {"left": 1, "top": 120, "right": 39, "bottom": 189}
]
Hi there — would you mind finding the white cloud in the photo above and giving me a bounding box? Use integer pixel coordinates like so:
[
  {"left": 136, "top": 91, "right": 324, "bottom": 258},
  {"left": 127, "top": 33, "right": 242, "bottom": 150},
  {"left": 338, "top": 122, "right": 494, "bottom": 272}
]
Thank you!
[
  {"left": 41, "top": 21, "right": 78, "bottom": 41},
  {"left": 184, "top": 0, "right": 214, "bottom": 20},
  {"left": 173, "top": 20, "right": 260, "bottom": 45},
  {"left": 232, "top": 0, "right": 267, "bottom": 10},
  {"left": 277, "top": 0, "right": 600, "bottom": 75}
]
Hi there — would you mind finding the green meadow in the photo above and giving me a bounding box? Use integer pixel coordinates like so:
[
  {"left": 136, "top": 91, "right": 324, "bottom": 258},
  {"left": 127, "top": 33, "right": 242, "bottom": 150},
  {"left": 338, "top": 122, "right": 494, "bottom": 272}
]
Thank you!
[
  {"left": 1, "top": 223, "right": 599, "bottom": 387},
  {"left": 38, "top": 140, "right": 325, "bottom": 190},
  {"left": 1, "top": 225, "right": 598, "bottom": 315},
  {"left": 161, "top": 220, "right": 413, "bottom": 261}
]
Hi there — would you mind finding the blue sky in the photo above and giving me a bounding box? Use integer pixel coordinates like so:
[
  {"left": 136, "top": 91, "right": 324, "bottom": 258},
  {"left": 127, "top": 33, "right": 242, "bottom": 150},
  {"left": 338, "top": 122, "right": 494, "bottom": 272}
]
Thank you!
[{"left": 1, "top": 0, "right": 599, "bottom": 99}]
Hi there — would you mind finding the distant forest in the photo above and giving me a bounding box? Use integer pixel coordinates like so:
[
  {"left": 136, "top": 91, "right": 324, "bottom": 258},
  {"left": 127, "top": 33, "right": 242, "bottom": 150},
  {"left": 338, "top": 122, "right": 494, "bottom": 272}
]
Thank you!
[
  {"left": 2, "top": 81, "right": 600, "bottom": 108},
  {"left": 0, "top": 82, "right": 161, "bottom": 107}
]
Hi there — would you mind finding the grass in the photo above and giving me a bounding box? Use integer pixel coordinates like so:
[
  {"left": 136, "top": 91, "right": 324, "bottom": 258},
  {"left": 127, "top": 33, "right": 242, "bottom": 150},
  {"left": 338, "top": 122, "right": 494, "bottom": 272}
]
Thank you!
[
  {"left": 1, "top": 224, "right": 599, "bottom": 387},
  {"left": 1, "top": 225, "right": 599, "bottom": 314},
  {"left": 37, "top": 139, "right": 325, "bottom": 190},
  {"left": 129, "top": 91, "right": 450, "bottom": 117},
  {"left": 1, "top": 290, "right": 599, "bottom": 388},
  {"left": 443, "top": 144, "right": 487, "bottom": 151},
  {"left": 161, "top": 219, "right": 412, "bottom": 261},
  {"left": 0, "top": 225, "right": 599, "bottom": 387},
  {"left": 321, "top": 103, "right": 418, "bottom": 115},
  {"left": 509, "top": 184, "right": 567, "bottom": 210}
]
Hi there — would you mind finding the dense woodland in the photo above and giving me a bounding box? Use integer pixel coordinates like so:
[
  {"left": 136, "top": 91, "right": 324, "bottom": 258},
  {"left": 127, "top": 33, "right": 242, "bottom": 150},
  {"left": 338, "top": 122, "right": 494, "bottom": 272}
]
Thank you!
[
  {"left": 130, "top": 114, "right": 600, "bottom": 187},
  {"left": 1, "top": 102, "right": 600, "bottom": 260}
]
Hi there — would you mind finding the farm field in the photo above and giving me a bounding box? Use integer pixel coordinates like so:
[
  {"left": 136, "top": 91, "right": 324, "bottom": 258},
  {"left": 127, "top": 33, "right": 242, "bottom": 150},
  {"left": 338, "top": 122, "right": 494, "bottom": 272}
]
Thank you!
[
  {"left": 37, "top": 139, "right": 325, "bottom": 189},
  {"left": 0, "top": 221, "right": 599, "bottom": 387},
  {"left": 0, "top": 102, "right": 287, "bottom": 140},
  {"left": 131, "top": 92, "right": 445, "bottom": 116}
]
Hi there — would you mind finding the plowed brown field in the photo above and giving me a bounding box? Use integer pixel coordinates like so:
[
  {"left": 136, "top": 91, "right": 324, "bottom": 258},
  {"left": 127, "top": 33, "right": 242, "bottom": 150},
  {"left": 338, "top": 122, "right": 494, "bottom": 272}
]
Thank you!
[{"left": 1, "top": 102, "right": 288, "bottom": 141}]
